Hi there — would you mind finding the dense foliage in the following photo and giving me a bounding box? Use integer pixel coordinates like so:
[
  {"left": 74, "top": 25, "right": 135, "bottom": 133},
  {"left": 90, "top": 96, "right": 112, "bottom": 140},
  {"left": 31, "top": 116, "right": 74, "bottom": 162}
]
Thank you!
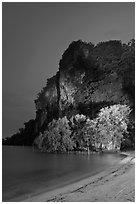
[
  {"left": 2, "top": 119, "right": 37, "bottom": 146},
  {"left": 34, "top": 104, "right": 132, "bottom": 152},
  {"left": 94, "top": 105, "right": 131, "bottom": 150},
  {"left": 34, "top": 117, "right": 75, "bottom": 152}
]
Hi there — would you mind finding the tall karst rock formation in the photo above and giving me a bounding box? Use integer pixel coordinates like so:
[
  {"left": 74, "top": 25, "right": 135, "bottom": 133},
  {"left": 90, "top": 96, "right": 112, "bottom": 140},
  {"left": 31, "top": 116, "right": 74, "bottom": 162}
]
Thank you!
[
  {"left": 3, "top": 39, "right": 135, "bottom": 146},
  {"left": 34, "top": 40, "right": 134, "bottom": 132}
]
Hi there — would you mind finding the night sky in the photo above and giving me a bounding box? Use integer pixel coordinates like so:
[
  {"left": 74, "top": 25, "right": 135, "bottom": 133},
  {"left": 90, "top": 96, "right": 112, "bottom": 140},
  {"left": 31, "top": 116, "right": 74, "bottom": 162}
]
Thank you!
[{"left": 2, "top": 2, "right": 135, "bottom": 138}]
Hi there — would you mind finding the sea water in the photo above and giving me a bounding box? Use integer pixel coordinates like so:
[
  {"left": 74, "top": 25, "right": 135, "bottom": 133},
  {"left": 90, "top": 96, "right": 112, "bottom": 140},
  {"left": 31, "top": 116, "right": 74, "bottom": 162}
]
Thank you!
[{"left": 2, "top": 146, "right": 124, "bottom": 201}]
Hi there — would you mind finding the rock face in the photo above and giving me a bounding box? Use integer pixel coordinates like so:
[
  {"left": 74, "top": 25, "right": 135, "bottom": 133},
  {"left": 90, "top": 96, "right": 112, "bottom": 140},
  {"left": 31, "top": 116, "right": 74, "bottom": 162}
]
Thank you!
[
  {"left": 35, "top": 74, "right": 59, "bottom": 131},
  {"left": 3, "top": 39, "right": 134, "bottom": 146},
  {"left": 34, "top": 40, "right": 133, "bottom": 133}
]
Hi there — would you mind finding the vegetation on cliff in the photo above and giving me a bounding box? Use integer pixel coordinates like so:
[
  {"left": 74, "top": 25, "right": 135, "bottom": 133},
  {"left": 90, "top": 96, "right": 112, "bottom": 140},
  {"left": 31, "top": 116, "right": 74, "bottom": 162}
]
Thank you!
[
  {"left": 3, "top": 39, "right": 135, "bottom": 150},
  {"left": 34, "top": 104, "right": 132, "bottom": 152}
]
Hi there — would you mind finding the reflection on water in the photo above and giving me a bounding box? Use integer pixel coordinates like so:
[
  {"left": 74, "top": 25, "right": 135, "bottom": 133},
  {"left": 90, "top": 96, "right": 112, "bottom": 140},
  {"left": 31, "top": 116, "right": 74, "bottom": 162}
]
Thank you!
[{"left": 2, "top": 146, "right": 124, "bottom": 201}]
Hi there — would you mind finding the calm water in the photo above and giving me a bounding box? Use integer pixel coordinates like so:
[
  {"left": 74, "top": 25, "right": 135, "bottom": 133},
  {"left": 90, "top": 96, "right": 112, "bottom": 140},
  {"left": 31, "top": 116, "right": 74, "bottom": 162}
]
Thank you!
[{"left": 3, "top": 146, "right": 124, "bottom": 201}]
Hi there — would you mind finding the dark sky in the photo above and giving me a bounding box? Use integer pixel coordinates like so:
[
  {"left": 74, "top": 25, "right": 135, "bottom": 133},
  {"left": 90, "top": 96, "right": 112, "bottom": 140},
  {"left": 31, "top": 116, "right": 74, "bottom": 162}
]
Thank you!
[{"left": 2, "top": 2, "right": 135, "bottom": 138}]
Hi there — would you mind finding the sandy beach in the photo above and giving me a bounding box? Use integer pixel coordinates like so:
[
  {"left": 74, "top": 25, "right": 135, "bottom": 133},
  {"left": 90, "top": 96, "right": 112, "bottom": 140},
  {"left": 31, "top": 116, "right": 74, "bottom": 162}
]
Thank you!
[{"left": 23, "top": 151, "right": 135, "bottom": 202}]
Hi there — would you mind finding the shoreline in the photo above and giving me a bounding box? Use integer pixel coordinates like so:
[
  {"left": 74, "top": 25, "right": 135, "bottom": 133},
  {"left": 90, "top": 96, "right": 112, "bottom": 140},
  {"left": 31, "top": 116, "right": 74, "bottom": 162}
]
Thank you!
[{"left": 23, "top": 151, "right": 135, "bottom": 202}]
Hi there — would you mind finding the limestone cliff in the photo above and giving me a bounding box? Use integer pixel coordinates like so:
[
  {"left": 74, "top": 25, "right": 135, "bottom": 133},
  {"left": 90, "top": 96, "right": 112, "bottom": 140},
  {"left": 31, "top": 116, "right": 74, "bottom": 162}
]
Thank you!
[
  {"left": 3, "top": 39, "right": 135, "bottom": 147},
  {"left": 34, "top": 40, "right": 133, "bottom": 133}
]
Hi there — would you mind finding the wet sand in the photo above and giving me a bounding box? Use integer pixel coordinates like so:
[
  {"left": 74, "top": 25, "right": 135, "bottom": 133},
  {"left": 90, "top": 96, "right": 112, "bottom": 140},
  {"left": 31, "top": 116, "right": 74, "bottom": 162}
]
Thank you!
[{"left": 24, "top": 151, "right": 135, "bottom": 202}]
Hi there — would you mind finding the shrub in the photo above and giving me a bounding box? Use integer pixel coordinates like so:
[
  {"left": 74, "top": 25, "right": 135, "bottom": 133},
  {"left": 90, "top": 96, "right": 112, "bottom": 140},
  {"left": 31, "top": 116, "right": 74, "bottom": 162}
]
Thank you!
[
  {"left": 70, "top": 114, "right": 88, "bottom": 150},
  {"left": 34, "top": 105, "right": 132, "bottom": 152},
  {"left": 95, "top": 104, "right": 131, "bottom": 149},
  {"left": 34, "top": 117, "right": 75, "bottom": 152}
]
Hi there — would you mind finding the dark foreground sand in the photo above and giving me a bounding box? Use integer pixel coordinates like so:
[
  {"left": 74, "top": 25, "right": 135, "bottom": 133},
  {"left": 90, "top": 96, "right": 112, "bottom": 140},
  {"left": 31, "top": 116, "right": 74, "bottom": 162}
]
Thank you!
[{"left": 24, "top": 151, "right": 135, "bottom": 202}]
